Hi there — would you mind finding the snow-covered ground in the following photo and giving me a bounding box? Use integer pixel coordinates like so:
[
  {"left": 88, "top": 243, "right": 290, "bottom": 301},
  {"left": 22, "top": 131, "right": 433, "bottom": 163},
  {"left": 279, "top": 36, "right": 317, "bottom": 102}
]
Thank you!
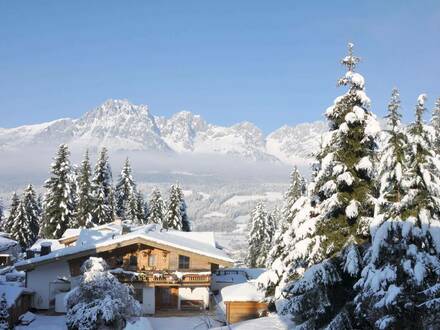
[
  {"left": 203, "top": 211, "right": 226, "bottom": 218},
  {"left": 17, "top": 315, "right": 225, "bottom": 330},
  {"left": 16, "top": 315, "right": 67, "bottom": 330},
  {"left": 213, "top": 315, "right": 293, "bottom": 330},
  {"left": 223, "top": 192, "right": 283, "bottom": 206}
]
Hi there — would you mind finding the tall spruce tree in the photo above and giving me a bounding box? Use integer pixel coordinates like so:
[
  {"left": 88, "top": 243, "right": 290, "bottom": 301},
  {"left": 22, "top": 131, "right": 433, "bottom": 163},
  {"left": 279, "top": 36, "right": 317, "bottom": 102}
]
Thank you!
[
  {"left": 431, "top": 97, "right": 440, "bottom": 154},
  {"left": 266, "top": 168, "right": 306, "bottom": 267},
  {"left": 41, "top": 144, "right": 77, "bottom": 239},
  {"left": 147, "top": 188, "right": 164, "bottom": 226},
  {"left": 375, "top": 88, "right": 407, "bottom": 223},
  {"left": 135, "top": 191, "right": 148, "bottom": 224},
  {"left": 76, "top": 150, "right": 95, "bottom": 228},
  {"left": 1, "top": 193, "right": 19, "bottom": 234},
  {"left": 400, "top": 94, "right": 440, "bottom": 225},
  {"left": 164, "top": 184, "right": 190, "bottom": 231},
  {"left": 277, "top": 43, "right": 380, "bottom": 329},
  {"left": 10, "top": 185, "right": 41, "bottom": 248},
  {"left": 354, "top": 96, "right": 440, "bottom": 328},
  {"left": 115, "top": 158, "right": 140, "bottom": 222},
  {"left": 92, "top": 148, "right": 115, "bottom": 225},
  {"left": 247, "top": 202, "right": 273, "bottom": 268},
  {"left": 0, "top": 200, "right": 3, "bottom": 233}
]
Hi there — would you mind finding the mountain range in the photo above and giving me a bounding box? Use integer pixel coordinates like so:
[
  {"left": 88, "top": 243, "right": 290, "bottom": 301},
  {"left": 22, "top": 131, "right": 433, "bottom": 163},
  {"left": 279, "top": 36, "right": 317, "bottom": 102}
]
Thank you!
[{"left": 0, "top": 99, "right": 327, "bottom": 165}]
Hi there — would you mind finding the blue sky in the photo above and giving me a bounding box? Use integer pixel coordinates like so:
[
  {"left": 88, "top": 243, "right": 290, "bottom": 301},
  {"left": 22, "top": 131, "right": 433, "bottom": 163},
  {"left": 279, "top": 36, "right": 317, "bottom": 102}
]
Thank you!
[{"left": 0, "top": 1, "right": 439, "bottom": 133}]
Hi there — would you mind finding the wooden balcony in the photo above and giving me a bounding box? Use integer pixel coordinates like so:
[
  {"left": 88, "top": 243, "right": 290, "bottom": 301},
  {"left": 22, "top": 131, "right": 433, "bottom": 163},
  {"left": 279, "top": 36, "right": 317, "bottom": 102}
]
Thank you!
[{"left": 112, "top": 269, "right": 211, "bottom": 287}]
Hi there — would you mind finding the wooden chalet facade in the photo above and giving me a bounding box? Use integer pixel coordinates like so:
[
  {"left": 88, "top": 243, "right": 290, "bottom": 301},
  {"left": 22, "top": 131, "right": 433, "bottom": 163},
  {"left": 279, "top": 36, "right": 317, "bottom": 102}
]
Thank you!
[{"left": 15, "top": 225, "right": 234, "bottom": 315}]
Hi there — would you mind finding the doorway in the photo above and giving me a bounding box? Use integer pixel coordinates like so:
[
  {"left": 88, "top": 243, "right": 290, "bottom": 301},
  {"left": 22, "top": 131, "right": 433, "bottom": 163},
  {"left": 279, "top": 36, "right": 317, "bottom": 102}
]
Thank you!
[{"left": 155, "top": 287, "right": 178, "bottom": 310}]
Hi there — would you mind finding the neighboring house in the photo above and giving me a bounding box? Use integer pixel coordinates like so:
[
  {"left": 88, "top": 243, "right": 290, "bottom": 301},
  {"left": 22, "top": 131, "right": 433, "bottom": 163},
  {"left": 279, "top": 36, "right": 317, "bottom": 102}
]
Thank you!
[
  {"left": 0, "top": 285, "right": 34, "bottom": 327},
  {"left": 221, "top": 281, "right": 268, "bottom": 324},
  {"left": 0, "top": 233, "right": 21, "bottom": 266},
  {"left": 15, "top": 223, "right": 234, "bottom": 315}
]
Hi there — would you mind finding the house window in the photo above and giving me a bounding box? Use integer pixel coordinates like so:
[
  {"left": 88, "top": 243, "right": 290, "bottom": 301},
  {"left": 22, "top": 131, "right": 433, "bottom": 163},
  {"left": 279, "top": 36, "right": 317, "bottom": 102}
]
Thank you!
[
  {"left": 178, "top": 255, "right": 190, "bottom": 269},
  {"left": 148, "top": 254, "right": 156, "bottom": 267},
  {"left": 129, "top": 255, "right": 138, "bottom": 266}
]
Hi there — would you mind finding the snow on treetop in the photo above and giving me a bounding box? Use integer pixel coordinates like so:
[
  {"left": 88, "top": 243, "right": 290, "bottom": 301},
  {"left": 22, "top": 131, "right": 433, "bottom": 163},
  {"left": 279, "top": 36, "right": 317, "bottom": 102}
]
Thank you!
[{"left": 418, "top": 93, "right": 427, "bottom": 106}]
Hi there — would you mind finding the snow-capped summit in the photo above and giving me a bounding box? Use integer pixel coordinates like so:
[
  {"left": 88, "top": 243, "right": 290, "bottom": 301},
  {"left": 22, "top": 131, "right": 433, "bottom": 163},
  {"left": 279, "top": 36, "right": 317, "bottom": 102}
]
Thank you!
[
  {"left": 72, "top": 99, "right": 169, "bottom": 152},
  {"left": 266, "top": 121, "right": 328, "bottom": 165},
  {"left": 157, "top": 111, "right": 209, "bottom": 152},
  {"left": 0, "top": 99, "right": 328, "bottom": 165}
]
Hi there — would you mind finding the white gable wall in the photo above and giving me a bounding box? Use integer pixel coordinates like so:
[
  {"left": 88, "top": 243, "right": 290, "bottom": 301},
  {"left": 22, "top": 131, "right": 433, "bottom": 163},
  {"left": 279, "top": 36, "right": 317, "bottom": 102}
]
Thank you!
[{"left": 27, "top": 260, "right": 71, "bottom": 309}]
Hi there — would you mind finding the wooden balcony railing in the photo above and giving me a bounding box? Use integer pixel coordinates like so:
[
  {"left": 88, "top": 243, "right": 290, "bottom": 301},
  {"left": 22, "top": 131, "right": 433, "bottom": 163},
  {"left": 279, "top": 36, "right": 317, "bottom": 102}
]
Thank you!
[{"left": 112, "top": 269, "right": 211, "bottom": 285}]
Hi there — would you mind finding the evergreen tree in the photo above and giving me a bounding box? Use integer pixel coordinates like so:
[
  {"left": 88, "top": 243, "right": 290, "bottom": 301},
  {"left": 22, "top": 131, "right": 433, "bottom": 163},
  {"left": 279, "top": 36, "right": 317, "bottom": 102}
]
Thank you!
[
  {"left": 266, "top": 168, "right": 306, "bottom": 267},
  {"left": 147, "top": 188, "right": 164, "bottom": 226},
  {"left": 92, "top": 148, "right": 115, "bottom": 225},
  {"left": 401, "top": 94, "right": 440, "bottom": 225},
  {"left": 164, "top": 184, "right": 190, "bottom": 231},
  {"left": 354, "top": 219, "right": 440, "bottom": 329},
  {"left": 0, "top": 200, "right": 3, "bottom": 233},
  {"left": 0, "top": 293, "right": 9, "bottom": 330},
  {"left": 247, "top": 202, "right": 273, "bottom": 268},
  {"left": 76, "top": 150, "right": 95, "bottom": 228},
  {"left": 180, "top": 196, "right": 190, "bottom": 232},
  {"left": 135, "top": 191, "right": 148, "bottom": 224},
  {"left": 431, "top": 97, "right": 440, "bottom": 154},
  {"left": 375, "top": 88, "right": 407, "bottom": 223},
  {"left": 275, "top": 43, "right": 379, "bottom": 328},
  {"left": 313, "top": 42, "right": 379, "bottom": 257},
  {"left": 115, "top": 158, "right": 140, "bottom": 222},
  {"left": 41, "top": 144, "right": 77, "bottom": 239},
  {"left": 1, "top": 193, "right": 19, "bottom": 234},
  {"left": 10, "top": 185, "right": 40, "bottom": 248}
]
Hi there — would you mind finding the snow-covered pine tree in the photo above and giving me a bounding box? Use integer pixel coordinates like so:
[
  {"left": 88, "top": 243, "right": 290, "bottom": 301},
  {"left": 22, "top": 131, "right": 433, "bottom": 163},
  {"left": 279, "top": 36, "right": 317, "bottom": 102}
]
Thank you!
[
  {"left": 354, "top": 95, "right": 440, "bottom": 329},
  {"left": 164, "top": 184, "right": 190, "bottom": 231},
  {"left": 76, "top": 150, "right": 95, "bottom": 228},
  {"left": 278, "top": 43, "right": 380, "bottom": 329},
  {"left": 180, "top": 195, "right": 191, "bottom": 232},
  {"left": 10, "top": 185, "right": 41, "bottom": 248},
  {"left": 41, "top": 144, "right": 77, "bottom": 239},
  {"left": 115, "top": 158, "right": 140, "bottom": 222},
  {"left": 375, "top": 88, "right": 407, "bottom": 224},
  {"left": 266, "top": 167, "right": 306, "bottom": 267},
  {"left": 247, "top": 202, "right": 273, "bottom": 268},
  {"left": 0, "top": 293, "right": 9, "bottom": 330},
  {"left": 400, "top": 94, "right": 440, "bottom": 225},
  {"left": 431, "top": 97, "right": 440, "bottom": 154},
  {"left": 1, "top": 193, "right": 19, "bottom": 234},
  {"left": 313, "top": 42, "right": 379, "bottom": 256},
  {"left": 147, "top": 188, "right": 164, "bottom": 226},
  {"left": 0, "top": 200, "right": 3, "bottom": 234},
  {"left": 354, "top": 218, "right": 440, "bottom": 329},
  {"left": 135, "top": 191, "right": 148, "bottom": 224},
  {"left": 92, "top": 147, "right": 115, "bottom": 225}
]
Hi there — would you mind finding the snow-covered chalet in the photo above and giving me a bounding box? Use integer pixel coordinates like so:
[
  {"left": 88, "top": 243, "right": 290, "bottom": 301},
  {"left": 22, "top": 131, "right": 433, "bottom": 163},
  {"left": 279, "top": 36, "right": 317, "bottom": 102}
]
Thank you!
[{"left": 15, "top": 222, "right": 234, "bottom": 315}]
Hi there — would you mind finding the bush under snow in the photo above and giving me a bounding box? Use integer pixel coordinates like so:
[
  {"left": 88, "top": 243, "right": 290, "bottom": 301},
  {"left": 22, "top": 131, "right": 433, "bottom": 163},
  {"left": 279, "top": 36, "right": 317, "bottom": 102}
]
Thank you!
[{"left": 65, "top": 257, "right": 141, "bottom": 330}]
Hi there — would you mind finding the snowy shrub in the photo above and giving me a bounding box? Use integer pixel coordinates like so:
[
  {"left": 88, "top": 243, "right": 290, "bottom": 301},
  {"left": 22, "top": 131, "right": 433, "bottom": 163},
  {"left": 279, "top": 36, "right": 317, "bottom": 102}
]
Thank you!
[{"left": 65, "top": 257, "right": 142, "bottom": 330}]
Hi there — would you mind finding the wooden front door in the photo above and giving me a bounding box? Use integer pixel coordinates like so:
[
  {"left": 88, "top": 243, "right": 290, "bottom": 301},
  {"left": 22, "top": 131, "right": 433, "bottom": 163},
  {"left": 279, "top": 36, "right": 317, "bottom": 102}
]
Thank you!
[{"left": 155, "top": 287, "right": 178, "bottom": 310}]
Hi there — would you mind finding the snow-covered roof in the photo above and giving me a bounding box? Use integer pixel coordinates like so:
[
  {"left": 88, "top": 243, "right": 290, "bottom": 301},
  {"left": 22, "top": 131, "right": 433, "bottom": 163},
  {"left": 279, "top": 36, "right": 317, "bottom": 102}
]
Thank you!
[
  {"left": 0, "top": 285, "right": 33, "bottom": 307},
  {"left": 0, "top": 236, "right": 18, "bottom": 253},
  {"left": 16, "top": 225, "right": 234, "bottom": 269},
  {"left": 29, "top": 239, "right": 64, "bottom": 252},
  {"left": 221, "top": 281, "right": 265, "bottom": 302}
]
